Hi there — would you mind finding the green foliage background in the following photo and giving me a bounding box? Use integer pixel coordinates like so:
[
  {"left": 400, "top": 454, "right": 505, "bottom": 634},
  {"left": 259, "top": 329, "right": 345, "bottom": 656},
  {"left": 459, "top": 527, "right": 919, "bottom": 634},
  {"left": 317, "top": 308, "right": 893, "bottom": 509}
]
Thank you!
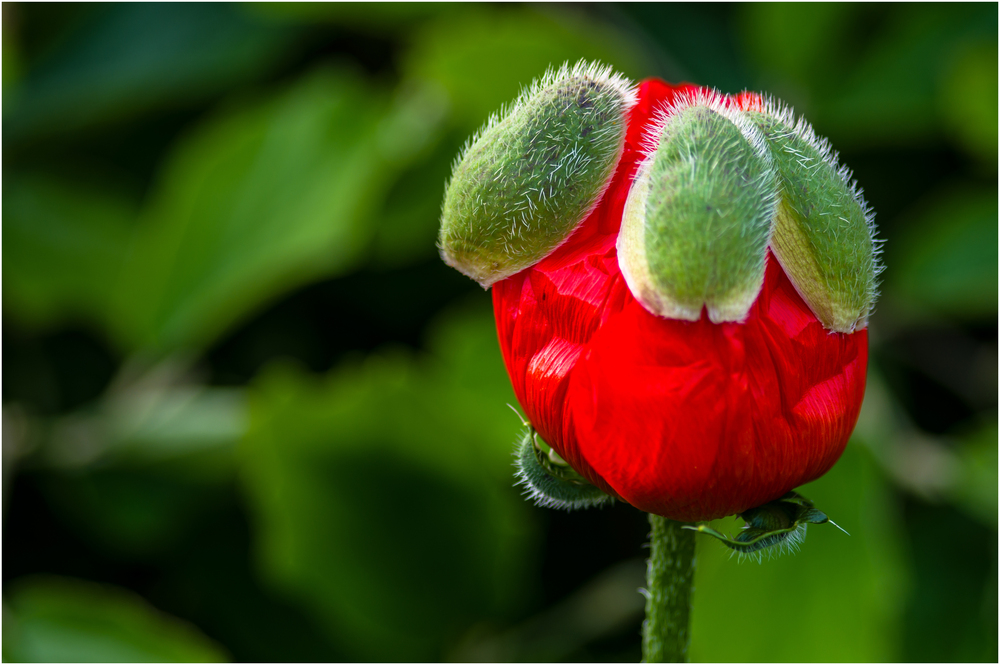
[{"left": 3, "top": 3, "right": 996, "bottom": 662}]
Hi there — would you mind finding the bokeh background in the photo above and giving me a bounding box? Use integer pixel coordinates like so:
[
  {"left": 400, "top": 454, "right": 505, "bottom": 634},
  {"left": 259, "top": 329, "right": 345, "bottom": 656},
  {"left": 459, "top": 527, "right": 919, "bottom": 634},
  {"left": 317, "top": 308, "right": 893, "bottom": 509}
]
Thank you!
[{"left": 3, "top": 3, "right": 997, "bottom": 662}]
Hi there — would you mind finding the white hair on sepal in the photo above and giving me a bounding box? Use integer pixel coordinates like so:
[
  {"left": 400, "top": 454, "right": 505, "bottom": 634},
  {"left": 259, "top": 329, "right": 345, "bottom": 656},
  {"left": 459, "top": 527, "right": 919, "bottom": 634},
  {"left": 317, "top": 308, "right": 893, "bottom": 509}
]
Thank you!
[
  {"left": 729, "top": 524, "right": 809, "bottom": 564},
  {"left": 449, "top": 59, "right": 639, "bottom": 174},
  {"left": 757, "top": 94, "right": 885, "bottom": 299},
  {"left": 523, "top": 59, "right": 639, "bottom": 111},
  {"left": 638, "top": 87, "right": 776, "bottom": 173}
]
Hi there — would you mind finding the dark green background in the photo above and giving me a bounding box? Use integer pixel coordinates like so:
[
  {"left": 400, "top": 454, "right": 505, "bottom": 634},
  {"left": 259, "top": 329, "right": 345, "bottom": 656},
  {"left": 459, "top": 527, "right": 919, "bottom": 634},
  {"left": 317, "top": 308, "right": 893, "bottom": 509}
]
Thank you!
[{"left": 3, "top": 3, "right": 996, "bottom": 662}]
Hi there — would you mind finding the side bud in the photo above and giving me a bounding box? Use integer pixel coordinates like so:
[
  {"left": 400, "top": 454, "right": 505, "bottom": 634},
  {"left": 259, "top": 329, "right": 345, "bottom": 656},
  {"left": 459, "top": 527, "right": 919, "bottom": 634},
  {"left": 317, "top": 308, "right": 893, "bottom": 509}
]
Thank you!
[
  {"left": 618, "top": 91, "right": 777, "bottom": 323},
  {"left": 741, "top": 97, "right": 881, "bottom": 333},
  {"left": 439, "top": 61, "right": 636, "bottom": 287}
]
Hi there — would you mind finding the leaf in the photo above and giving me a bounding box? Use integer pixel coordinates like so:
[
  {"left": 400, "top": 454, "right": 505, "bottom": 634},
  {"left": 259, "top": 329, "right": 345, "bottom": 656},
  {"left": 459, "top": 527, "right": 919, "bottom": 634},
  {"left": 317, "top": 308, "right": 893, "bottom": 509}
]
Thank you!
[
  {"left": 369, "top": 131, "right": 458, "bottom": 268},
  {"left": 401, "top": 5, "right": 651, "bottom": 133},
  {"left": 886, "top": 185, "right": 997, "bottom": 319},
  {"left": 109, "top": 66, "right": 419, "bottom": 354},
  {"left": 240, "top": 302, "right": 538, "bottom": 661},
  {"left": 738, "top": 3, "right": 859, "bottom": 93},
  {"left": 5, "top": 3, "right": 297, "bottom": 142},
  {"left": 3, "top": 576, "right": 228, "bottom": 663},
  {"left": 617, "top": 4, "right": 752, "bottom": 93},
  {"left": 938, "top": 41, "right": 999, "bottom": 164},
  {"left": 2, "top": 174, "right": 135, "bottom": 330},
  {"left": 817, "top": 4, "right": 997, "bottom": 146},
  {"left": 249, "top": 2, "right": 450, "bottom": 30},
  {"left": 949, "top": 420, "right": 999, "bottom": 527}
]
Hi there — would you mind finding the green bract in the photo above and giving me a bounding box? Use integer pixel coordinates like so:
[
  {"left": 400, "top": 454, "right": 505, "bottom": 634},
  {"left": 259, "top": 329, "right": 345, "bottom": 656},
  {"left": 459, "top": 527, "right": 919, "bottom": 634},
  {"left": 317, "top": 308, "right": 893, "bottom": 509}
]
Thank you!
[
  {"left": 746, "top": 101, "right": 880, "bottom": 333},
  {"left": 438, "top": 61, "right": 635, "bottom": 287},
  {"left": 618, "top": 93, "right": 776, "bottom": 323},
  {"left": 514, "top": 427, "right": 615, "bottom": 510}
]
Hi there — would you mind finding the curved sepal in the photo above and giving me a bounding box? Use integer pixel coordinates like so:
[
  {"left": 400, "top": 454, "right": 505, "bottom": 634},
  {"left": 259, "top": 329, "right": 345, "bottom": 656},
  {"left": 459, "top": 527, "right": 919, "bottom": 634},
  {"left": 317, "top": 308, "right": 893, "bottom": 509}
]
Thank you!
[
  {"left": 514, "top": 427, "right": 615, "bottom": 510},
  {"left": 618, "top": 90, "right": 777, "bottom": 323},
  {"left": 742, "top": 98, "right": 882, "bottom": 333},
  {"left": 439, "top": 61, "right": 636, "bottom": 287},
  {"left": 684, "top": 491, "right": 847, "bottom": 560}
]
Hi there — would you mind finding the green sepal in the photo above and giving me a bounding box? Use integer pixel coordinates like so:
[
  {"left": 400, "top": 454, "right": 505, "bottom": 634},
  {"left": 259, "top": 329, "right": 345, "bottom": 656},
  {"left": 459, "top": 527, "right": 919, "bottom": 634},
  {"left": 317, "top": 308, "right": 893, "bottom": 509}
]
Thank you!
[
  {"left": 618, "top": 92, "right": 776, "bottom": 323},
  {"left": 684, "top": 491, "right": 847, "bottom": 559},
  {"left": 439, "top": 61, "right": 635, "bottom": 287},
  {"left": 744, "top": 101, "right": 881, "bottom": 333},
  {"left": 514, "top": 427, "right": 615, "bottom": 510}
]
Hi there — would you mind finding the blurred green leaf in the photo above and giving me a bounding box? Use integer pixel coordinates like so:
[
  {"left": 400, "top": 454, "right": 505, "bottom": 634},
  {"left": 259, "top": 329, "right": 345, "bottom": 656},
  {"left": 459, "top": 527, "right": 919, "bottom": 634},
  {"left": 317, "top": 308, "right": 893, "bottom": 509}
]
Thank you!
[
  {"left": 899, "top": 501, "right": 997, "bottom": 662},
  {"left": 2, "top": 3, "right": 23, "bottom": 110},
  {"left": 939, "top": 41, "right": 999, "bottom": 165},
  {"left": 240, "top": 301, "right": 537, "bottom": 661},
  {"left": 886, "top": 186, "right": 997, "bottom": 319},
  {"left": 38, "top": 468, "right": 229, "bottom": 558},
  {"left": 3, "top": 175, "right": 135, "bottom": 330},
  {"left": 402, "top": 5, "right": 651, "bottom": 132},
  {"left": 41, "top": 386, "right": 245, "bottom": 471},
  {"left": 250, "top": 1, "right": 449, "bottom": 31},
  {"left": 690, "top": 442, "right": 910, "bottom": 661},
  {"left": 452, "top": 558, "right": 646, "bottom": 662},
  {"left": 613, "top": 4, "right": 751, "bottom": 93},
  {"left": 4, "top": 3, "right": 297, "bottom": 142},
  {"left": 950, "top": 419, "right": 999, "bottom": 527},
  {"left": 370, "top": 128, "right": 457, "bottom": 268},
  {"left": 819, "top": 4, "right": 997, "bottom": 146},
  {"left": 738, "top": 2, "right": 859, "bottom": 101},
  {"left": 3, "top": 576, "right": 228, "bottom": 662},
  {"left": 739, "top": 4, "right": 998, "bottom": 148},
  {"left": 110, "top": 66, "right": 426, "bottom": 354}
]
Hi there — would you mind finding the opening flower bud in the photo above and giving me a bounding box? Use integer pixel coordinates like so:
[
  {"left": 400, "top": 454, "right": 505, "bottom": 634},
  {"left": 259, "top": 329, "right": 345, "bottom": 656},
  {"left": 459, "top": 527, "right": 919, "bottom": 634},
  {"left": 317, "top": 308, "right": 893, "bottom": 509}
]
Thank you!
[
  {"left": 741, "top": 97, "right": 881, "bottom": 333},
  {"left": 439, "top": 61, "right": 636, "bottom": 287},
  {"left": 617, "top": 91, "right": 777, "bottom": 323},
  {"left": 490, "top": 78, "right": 874, "bottom": 523}
]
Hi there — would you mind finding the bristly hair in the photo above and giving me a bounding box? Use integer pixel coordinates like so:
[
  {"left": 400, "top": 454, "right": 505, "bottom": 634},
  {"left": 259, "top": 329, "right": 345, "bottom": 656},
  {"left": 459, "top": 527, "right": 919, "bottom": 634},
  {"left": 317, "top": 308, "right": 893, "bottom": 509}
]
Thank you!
[
  {"left": 752, "top": 94, "right": 885, "bottom": 309},
  {"left": 438, "top": 60, "right": 639, "bottom": 286},
  {"left": 512, "top": 428, "right": 616, "bottom": 511},
  {"left": 640, "top": 87, "right": 776, "bottom": 173},
  {"left": 730, "top": 523, "right": 809, "bottom": 564},
  {"left": 446, "top": 59, "right": 639, "bottom": 185}
]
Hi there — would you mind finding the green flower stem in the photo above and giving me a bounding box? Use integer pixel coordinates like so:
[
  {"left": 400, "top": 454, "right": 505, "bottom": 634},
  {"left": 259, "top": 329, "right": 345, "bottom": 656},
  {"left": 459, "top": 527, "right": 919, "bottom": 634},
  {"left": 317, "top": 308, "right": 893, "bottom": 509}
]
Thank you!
[{"left": 642, "top": 514, "right": 696, "bottom": 663}]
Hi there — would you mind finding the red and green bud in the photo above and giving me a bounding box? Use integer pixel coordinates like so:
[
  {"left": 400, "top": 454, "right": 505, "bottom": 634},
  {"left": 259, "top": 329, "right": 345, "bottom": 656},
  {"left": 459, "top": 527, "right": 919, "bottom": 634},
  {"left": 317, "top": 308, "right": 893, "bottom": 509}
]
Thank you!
[{"left": 439, "top": 66, "right": 880, "bottom": 542}]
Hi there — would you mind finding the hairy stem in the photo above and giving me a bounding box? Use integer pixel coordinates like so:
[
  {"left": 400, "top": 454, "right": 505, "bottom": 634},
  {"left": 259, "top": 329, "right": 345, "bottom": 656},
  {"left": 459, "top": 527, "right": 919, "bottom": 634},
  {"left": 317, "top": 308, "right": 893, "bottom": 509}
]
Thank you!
[{"left": 642, "top": 514, "right": 696, "bottom": 662}]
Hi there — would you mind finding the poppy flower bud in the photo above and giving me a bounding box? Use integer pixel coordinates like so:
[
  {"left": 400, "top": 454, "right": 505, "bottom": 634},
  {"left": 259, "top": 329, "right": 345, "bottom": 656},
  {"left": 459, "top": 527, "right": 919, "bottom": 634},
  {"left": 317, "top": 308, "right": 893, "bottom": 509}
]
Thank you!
[
  {"left": 438, "top": 61, "right": 636, "bottom": 287},
  {"left": 440, "top": 70, "right": 879, "bottom": 525}
]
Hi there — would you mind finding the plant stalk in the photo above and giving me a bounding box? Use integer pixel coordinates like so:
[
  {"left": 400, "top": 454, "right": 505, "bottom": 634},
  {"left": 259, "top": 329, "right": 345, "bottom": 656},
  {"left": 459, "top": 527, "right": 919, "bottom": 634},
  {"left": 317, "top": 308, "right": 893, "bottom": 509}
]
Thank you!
[{"left": 641, "top": 514, "right": 696, "bottom": 663}]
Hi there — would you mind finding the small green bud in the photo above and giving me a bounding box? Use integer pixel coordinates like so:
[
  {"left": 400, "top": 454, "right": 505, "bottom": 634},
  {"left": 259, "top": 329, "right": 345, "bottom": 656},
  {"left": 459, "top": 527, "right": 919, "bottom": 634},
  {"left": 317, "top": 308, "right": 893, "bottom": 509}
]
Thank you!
[
  {"left": 745, "top": 100, "right": 881, "bottom": 333},
  {"left": 439, "top": 61, "right": 636, "bottom": 287},
  {"left": 618, "top": 91, "right": 777, "bottom": 323}
]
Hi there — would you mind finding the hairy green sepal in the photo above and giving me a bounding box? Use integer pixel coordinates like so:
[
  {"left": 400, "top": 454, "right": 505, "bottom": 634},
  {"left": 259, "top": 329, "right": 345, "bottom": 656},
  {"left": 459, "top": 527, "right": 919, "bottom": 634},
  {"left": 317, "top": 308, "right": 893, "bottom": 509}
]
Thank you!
[
  {"left": 618, "top": 101, "right": 775, "bottom": 323},
  {"left": 439, "top": 62, "right": 633, "bottom": 287},
  {"left": 746, "top": 109, "right": 877, "bottom": 332},
  {"left": 684, "top": 491, "right": 846, "bottom": 560},
  {"left": 514, "top": 427, "right": 615, "bottom": 510}
]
